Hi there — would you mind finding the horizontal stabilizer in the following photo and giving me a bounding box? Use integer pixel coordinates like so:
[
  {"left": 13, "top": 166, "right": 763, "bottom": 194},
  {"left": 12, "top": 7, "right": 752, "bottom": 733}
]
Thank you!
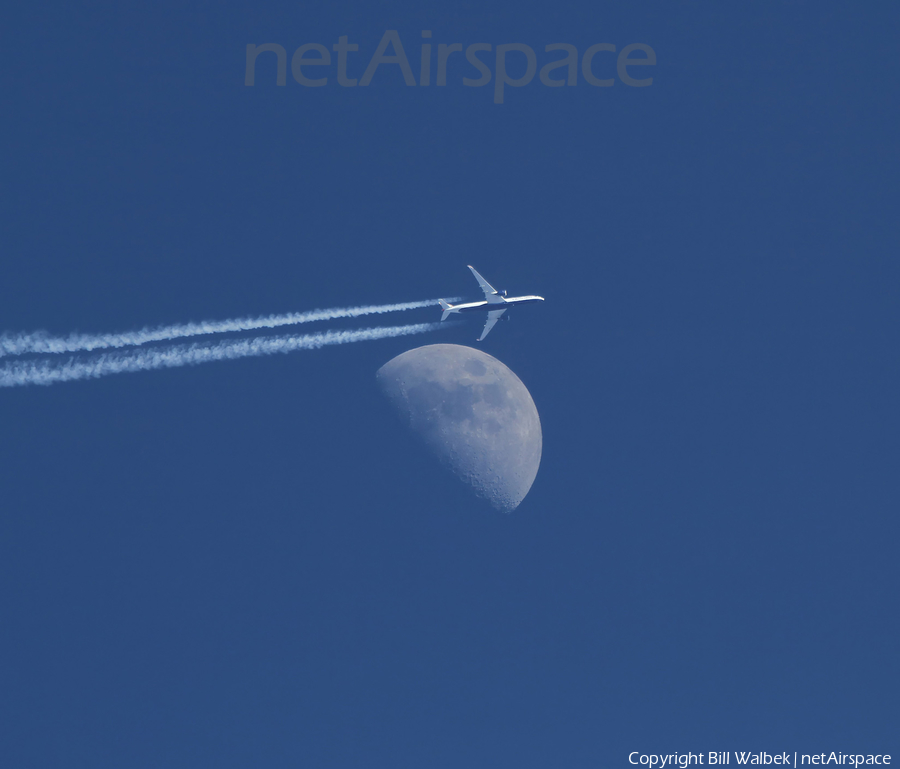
[{"left": 438, "top": 299, "right": 453, "bottom": 321}]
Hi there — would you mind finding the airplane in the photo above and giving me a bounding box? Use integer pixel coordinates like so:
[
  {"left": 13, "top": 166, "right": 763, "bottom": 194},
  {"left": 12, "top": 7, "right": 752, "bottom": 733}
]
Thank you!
[{"left": 438, "top": 265, "right": 544, "bottom": 341}]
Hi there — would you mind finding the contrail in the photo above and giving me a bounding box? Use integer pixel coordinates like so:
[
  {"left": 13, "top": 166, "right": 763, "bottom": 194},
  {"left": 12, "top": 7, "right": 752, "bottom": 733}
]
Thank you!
[
  {"left": 0, "top": 322, "right": 443, "bottom": 388},
  {"left": 0, "top": 298, "right": 457, "bottom": 358}
]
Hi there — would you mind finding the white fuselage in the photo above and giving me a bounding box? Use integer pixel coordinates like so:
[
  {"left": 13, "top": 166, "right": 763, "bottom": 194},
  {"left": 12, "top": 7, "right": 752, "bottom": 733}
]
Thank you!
[
  {"left": 447, "top": 295, "right": 544, "bottom": 313},
  {"left": 441, "top": 265, "right": 544, "bottom": 340}
]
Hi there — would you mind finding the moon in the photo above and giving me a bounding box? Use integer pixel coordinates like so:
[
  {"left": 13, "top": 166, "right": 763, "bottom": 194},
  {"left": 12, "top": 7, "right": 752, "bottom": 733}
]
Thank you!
[{"left": 376, "top": 344, "right": 542, "bottom": 512}]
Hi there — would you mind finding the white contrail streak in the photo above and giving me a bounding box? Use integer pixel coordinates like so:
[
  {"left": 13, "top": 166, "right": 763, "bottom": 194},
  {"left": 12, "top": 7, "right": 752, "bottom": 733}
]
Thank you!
[
  {"left": 0, "top": 298, "right": 456, "bottom": 358},
  {"left": 0, "top": 322, "right": 442, "bottom": 388}
]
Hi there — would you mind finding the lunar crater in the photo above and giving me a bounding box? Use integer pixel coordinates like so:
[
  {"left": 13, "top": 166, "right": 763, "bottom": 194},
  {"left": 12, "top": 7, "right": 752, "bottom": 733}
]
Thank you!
[{"left": 377, "top": 344, "right": 542, "bottom": 512}]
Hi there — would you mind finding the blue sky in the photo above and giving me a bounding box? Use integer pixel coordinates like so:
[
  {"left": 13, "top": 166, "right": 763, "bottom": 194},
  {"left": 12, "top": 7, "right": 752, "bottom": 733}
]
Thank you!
[{"left": 1, "top": 2, "right": 898, "bottom": 766}]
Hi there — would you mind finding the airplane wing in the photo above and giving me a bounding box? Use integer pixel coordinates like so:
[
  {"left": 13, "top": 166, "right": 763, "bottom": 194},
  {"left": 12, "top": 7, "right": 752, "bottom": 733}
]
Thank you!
[
  {"left": 468, "top": 265, "right": 505, "bottom": 304},
  {"left": 478, "top": 309, "right": 506, "bottom": 341}
]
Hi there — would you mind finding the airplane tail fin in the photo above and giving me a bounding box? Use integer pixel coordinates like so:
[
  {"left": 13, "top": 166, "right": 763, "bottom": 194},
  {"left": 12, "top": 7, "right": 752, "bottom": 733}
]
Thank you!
[{"left": 438, "top": 299, "right": 453, "bottom": 322}]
